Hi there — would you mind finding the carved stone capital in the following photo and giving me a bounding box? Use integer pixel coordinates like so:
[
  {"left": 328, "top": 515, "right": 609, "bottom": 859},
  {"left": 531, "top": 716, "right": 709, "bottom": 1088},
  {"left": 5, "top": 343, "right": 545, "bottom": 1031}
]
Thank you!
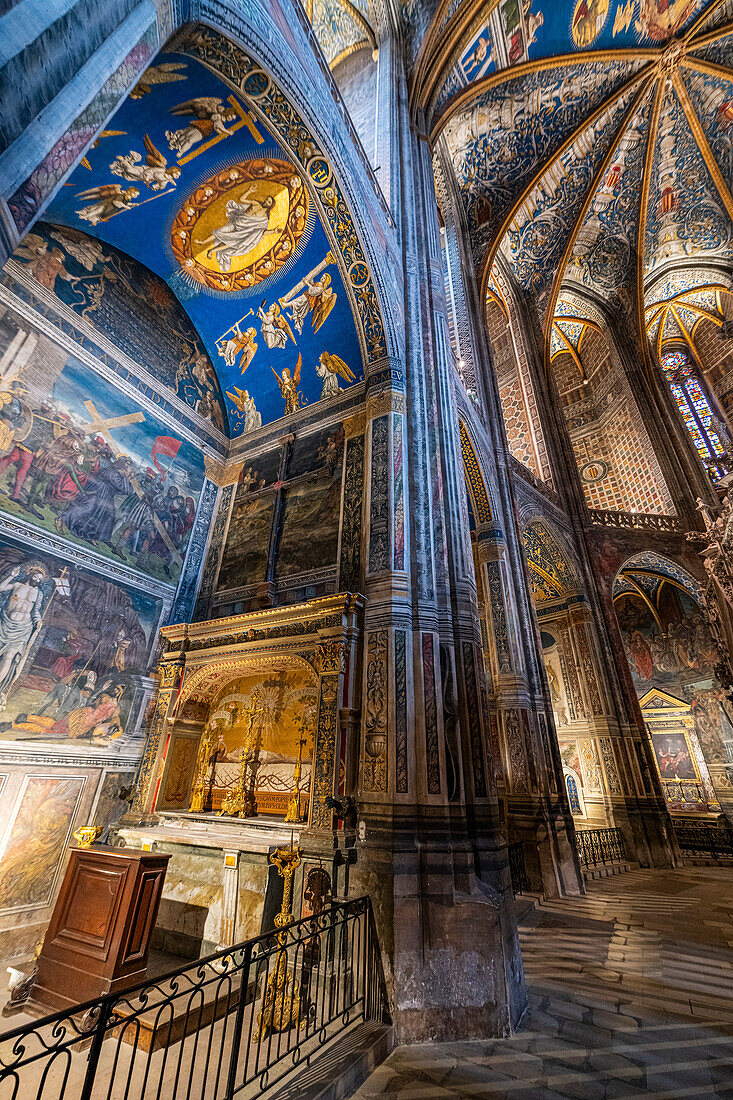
[
  {"left": 367, "top": 389, "right": 406, "bottom": 420},
  {"left": 204, "top": 456, "right": 245, "bottom": 487},
  {"left": 343, "top": 410, "right": 367, "bottom": 438}
]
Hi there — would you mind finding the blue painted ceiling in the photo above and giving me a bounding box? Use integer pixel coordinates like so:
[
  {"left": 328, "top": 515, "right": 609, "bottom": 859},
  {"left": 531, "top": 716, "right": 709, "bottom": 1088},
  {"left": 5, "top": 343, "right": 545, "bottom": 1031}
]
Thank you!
[{"left": 38, "top": 48, "right": 365, "bottom": 439}]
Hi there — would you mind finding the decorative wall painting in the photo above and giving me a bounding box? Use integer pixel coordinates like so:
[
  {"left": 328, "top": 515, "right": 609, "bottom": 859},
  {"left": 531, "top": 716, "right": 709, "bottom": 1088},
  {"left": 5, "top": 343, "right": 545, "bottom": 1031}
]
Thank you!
[
  {"left": 0, "top": 775, "right": 86, "bottom": 912},
  {"left": 0, "top": 306, "right": 205, "bottom": 583},
  {"left": 0, "top": 537, "right": 160, "bottom": 749}
]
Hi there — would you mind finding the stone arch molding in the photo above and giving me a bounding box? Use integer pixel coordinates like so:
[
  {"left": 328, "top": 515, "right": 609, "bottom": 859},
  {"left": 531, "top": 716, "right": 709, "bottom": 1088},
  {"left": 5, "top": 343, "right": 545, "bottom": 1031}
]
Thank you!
[
  {"left": 613, "top": 550, "right": 704, "bottom": 607},
  {"left": 459, "top": 418, "right": 496, "bottom": 526},
  {"left": 521, "top": 517, "right": 584, "bottom": 604},
  {"left": 177, "top": 651, "right": 319, "bottom": 710}
]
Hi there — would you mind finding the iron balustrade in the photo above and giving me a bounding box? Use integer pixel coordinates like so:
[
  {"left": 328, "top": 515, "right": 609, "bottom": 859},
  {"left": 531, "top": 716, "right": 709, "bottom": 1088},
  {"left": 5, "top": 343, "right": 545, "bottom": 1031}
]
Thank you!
[
  {"left": 673, "top": 819, "right": 733, "bottom": 859},
  {"left": 575, "top": 827, "right": 627, "bottom": 868},
  {"left": 0, "top": 896, "right": 387, "bottom": 1100},
  {"left": 507, "top": 842, "right": 529, "bottom": 895}
]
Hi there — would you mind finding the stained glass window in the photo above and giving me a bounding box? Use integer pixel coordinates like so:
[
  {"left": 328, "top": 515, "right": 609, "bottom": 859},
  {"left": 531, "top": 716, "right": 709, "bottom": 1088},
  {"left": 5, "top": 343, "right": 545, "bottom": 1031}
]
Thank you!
[{"left": 661, "top": 350, "right": 726, "bottom": 480}]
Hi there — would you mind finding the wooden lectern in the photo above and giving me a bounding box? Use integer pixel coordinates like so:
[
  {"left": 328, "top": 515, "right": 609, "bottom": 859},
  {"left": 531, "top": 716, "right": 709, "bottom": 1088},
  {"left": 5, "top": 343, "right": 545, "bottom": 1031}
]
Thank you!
[{"left": 29, "top": 846, "right": 170, "bottom": 1015}]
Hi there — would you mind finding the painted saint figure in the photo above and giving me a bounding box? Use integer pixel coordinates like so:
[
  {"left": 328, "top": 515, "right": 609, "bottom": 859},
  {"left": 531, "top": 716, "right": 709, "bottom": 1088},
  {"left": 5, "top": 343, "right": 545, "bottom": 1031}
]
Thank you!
[
  {"left": 110, "top": 134, "right": 181, "bottom": 191},
  {"left": 227, "top": 388, "right": 262, "bottom": 433},
  {"left": 61, "top": 455, "right": 133, "bottom": 545},
  {"left": 166, "top": 97, "right": 238, "bottom": 156},
  {"left": 202, "top": 187, "right": 275, "bottom": 272},
  {"left": 315, "top": 351, "right": 356, "bottom": 400},
  {"left": 0, "top": 563, "right": 47, "bottom": 707},
  {"left": 219, "top": 324, "right": 258, "bottom": 372},
  {"left": 76, "top": 184, "right": 140, "bottom": 224}
]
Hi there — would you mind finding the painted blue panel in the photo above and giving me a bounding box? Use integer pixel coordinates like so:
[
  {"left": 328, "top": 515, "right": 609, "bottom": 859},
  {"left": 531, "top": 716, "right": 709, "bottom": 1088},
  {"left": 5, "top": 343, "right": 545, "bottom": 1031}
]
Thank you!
[{"left": 42, "top": 50, "right": 364, "bottom": 438}]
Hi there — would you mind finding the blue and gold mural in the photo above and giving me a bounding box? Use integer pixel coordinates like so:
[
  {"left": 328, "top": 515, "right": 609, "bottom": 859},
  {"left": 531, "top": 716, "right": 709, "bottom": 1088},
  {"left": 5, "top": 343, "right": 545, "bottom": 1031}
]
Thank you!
[
  {"left": 431, "top": 0, "right": 708, "bottom": 121},
  {"left": 22, "top": 35, "right": 373, "bottom": 438}
]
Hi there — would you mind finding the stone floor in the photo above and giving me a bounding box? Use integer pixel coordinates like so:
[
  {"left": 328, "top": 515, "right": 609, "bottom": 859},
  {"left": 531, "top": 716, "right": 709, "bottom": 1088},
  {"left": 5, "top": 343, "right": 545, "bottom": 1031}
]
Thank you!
[{"left": 350, "top": 867, "right": 733, "bottom": 1099}]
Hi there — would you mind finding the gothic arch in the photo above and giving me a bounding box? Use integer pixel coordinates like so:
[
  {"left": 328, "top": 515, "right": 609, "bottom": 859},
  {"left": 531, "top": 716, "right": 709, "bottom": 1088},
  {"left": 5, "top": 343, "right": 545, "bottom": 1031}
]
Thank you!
[
  {"left": 611, "top": 549, "right": 729, "bottom": 816},
  {"left": 520, "top": 518, "right": 583, "bottom": 607},
  {"left": 177, "top": 652, "right": 319, "bottom": 709}
]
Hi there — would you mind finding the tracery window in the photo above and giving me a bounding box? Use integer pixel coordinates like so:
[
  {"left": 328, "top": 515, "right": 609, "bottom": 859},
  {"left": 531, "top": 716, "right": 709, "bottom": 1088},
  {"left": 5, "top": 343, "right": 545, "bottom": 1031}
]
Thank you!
[{"left": 660, "top": 349, "right": 727, "bottom": 481}]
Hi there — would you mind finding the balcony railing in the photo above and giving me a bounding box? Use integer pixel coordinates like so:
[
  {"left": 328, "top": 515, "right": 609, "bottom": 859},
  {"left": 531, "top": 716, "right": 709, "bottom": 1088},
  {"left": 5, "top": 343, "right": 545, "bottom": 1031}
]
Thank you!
[
  {"left": 575, "top": 827, "right": 627, "bottom": 867},
  {"left": 673, "top": 819, "right": 733, "bottom": 859},
  {"left": 587, "top": 509, "right": 687, "bottom": 533},
  {"left": 0, "top": 896, "right": 387, "bottom": 1100}
]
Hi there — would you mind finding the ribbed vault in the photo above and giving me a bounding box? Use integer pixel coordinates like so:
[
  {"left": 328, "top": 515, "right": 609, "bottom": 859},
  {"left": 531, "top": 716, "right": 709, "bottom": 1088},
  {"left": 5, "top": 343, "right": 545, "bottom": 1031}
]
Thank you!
[{"left": 435, "top": 0, "right": 733, "bottom": 370}]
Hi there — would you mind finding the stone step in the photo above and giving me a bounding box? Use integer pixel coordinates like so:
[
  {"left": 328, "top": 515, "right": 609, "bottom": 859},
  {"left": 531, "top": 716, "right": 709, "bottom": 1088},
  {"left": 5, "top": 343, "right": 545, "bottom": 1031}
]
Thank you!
[{"left": 268, "top": 1020, "right": 394, "bottom": 1100}]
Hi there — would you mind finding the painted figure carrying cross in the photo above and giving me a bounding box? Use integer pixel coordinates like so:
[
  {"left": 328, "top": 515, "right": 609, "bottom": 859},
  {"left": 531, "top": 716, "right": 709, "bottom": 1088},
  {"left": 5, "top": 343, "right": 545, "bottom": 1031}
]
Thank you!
[{"left": 80, "top": 401, "right": 183, "bottom": 568}]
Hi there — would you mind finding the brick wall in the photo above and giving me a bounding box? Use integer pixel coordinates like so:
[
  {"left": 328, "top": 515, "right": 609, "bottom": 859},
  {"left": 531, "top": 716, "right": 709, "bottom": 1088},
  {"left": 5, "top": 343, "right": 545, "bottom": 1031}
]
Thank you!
[
  {"left": 554, "top": 330, "right": 674, "bottom": 515},
  {"left": 485, "top": 296, "right": 551, "bottom": 483}
]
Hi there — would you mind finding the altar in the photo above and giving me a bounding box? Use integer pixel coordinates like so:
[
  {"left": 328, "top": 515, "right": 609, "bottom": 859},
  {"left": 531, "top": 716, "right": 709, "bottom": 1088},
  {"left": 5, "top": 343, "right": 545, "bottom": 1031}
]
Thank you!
[{"left": 117, "top": 594, "right": 363, "bottom": 957}]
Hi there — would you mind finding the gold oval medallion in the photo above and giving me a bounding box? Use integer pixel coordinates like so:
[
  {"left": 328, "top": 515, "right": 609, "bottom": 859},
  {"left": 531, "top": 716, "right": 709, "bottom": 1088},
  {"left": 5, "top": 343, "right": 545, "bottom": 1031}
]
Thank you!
[{"left": 171, "top": 159, "right": 309, "bottom": 293}]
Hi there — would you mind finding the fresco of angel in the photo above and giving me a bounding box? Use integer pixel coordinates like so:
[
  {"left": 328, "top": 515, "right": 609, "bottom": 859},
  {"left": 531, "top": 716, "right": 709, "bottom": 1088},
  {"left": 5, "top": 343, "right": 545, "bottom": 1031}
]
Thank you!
[
  {"left": 76, "top": 184, "right": 139, "bottom": 225},
  {"left": 130, "top": 61, "right": 188, "bottom": 99},
  {"left": 165, "top": 97, "right": 238, "bottom": 156},
  {"left": 201, "top": 186, "right": 276, "bottom": 272},
  {"left": 271, "top": 355, "right": 304, "bottom": 415},
  {"left": 226, "top": 387, "right": 262, "bottom": 432},
  {"left": 258, "top": 302, "right": 295, "bottom": 350},
  {"left": 80, "top": 130, "right": 126, "bottom": 170},
  {"left": 218, "top": 324, "right": 258, "bottom": 373},
  {"left": 316, "top": 351, "right": 356, "bottom": 400},
  {"left": 110, "top": 134, "right": 181, "bottom": 191},
  {"left": 285, "top": 273, "right": 337, "bottom": 334}
]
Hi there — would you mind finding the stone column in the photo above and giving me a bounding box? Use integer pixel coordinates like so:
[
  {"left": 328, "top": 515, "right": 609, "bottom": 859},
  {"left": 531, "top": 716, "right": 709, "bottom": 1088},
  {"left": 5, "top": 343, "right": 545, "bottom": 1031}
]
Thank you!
[
  {"left": 192, "top": 458, "right": 243, "bottom": 622},
  {"left": 345, "top": 98, "right": 527, "bottom": 1040}
]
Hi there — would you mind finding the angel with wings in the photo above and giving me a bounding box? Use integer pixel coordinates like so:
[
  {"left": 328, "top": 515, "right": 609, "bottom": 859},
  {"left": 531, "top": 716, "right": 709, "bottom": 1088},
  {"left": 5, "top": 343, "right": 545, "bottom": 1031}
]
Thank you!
[
  {"left": 316, "top": 351, "right": 356, "bottom": 400},
  {"left": 226, "top": 388, "right": 262, "bottom": 433},
  {"left": 286, "top": 272, "right": 337, "bottom": 334},
  {"left": 259, "top": 302, "right": 295, "bottom": 350},
  {"left": 166, "top": 97, "right": 238, "bottom": 156},
  {"left": 130, "top": 61, "right": 188, "bottom": 99},
  {"left": 219, "top": 324, "right": 258, "bottom": 373},
  {"left": 271, "top": 355, "right": 305, "bottom": 416},
  {"left": 76, "top": 184, "right": 140, "bottom": 225},
  {"left": 110, "top": 134, "right": 181, "bottom": 190}
]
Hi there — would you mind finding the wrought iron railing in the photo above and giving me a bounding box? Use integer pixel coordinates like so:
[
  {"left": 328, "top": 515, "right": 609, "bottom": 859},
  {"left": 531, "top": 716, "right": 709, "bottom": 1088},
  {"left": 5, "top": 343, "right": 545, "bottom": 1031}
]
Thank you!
[
  {"left": 673, "top": 819, "right": 733, "bottom": 859},
  {"left": 575, "top": 827, "right": 627, "bottom": 868},
  {"left": 507, "top": 842, "right": 529, "bottom": 895},
  {"left": 0, "top": 896, "right": 387, "bottom": 1100}
]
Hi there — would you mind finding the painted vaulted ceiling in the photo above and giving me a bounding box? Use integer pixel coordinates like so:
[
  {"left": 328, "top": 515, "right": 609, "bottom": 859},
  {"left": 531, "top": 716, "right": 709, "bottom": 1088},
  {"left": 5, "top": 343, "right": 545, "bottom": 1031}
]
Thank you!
[
  {"left": 11, "top": 31, "right": 374, "bottom": 441},
  {"left": 435, "top": 0, "right": 733, "bottom": 356}
]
